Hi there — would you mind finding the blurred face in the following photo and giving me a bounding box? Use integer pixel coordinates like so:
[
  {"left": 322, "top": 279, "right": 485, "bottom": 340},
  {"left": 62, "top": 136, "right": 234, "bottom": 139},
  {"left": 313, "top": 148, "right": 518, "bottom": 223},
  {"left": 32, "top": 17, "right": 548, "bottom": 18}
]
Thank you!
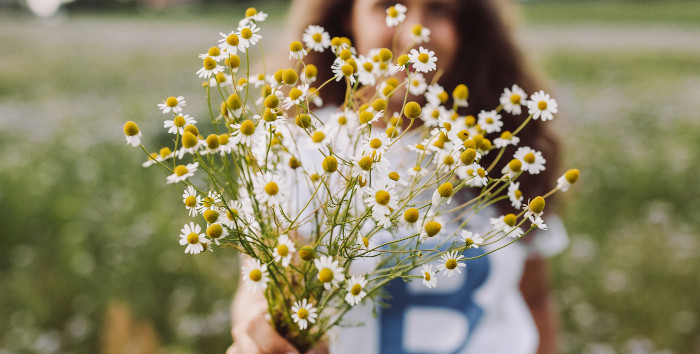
[{"left": 349, "top": 0, "right": 460, "bottom": 79}]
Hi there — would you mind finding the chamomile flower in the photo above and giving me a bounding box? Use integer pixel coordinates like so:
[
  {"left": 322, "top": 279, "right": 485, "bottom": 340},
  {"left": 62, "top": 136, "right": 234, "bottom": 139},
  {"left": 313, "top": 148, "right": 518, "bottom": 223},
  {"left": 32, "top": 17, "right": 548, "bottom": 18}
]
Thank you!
[
  {"left": 328, "top": 109, "right": 358, "bottom": 137},
  {"left": 331, "top": 57, "right": 357, "bottom": 85},
  {"left": 514, "top": 146, "right": 546, "bottom": 174},
  {"left": 527, "top": 90, "right": 558, "bottom": 121},
  {"left": 315, "top": 255, "right": 345, "bottom": 290},
  {"left": 254, "top": 172, "right": 287, "bottom": 207},
  {"left": 289, "top": 40, "right": 307, "bottom": 60},
  {"left": 492, "top": 214, "right": 526, "bottom": 239},
  {"left": 198, "top": 46, "right": 226, "bottom": 62},
  {"left": 385, "top": 3, "right": 407, "bottom": 27},
  {"left": 197, "top": 190, "right": 223, "bottom": 215},
  {"left": 281, "top": 84, "right": 309, "bottom": 110},
  {"left": 493, "top": 131, "right": 520, "bottom": 148},
  {"left": 501, "top": 158, "right": 522, "bottom": 180},
  {"left": 157, "top": 96, "right": 186, "bottom": 114},
  {"left": 425, "top": 83, "right": 448, "bottom": 106},
  {"left": 361, "top": 133, "right": 390, "bottom": 157},
  {"left": 410, "top": 24, "right": 431, "bottom": 44},
  {"left": 230, "top": 119, "right": 261, "bottom": 147},
  {"left": 431, "top": 182, "right": 454, "bottom": 207},
  {"left": 123, "top": 121, "right": 141, "bottom": 147},
  {"left": 408, "top": 47, "right": 437, "bottom": 73},
  {"left": 307, "top": 127, "right": 331, "bottom": 151},
  {"left": 557, "top": 168, "right": 580, "bottom": 192},
  {"left": 345, "top": 275, "right": 368, "bottom": 306},
  {"left": 439, "top": 250, "right": 466, "bottom": 277},
  {"left": 460, "top": 230, "right": 484, "bottom": 249},
  {"left": 500, "top": 84, "right": 527, "bottom": 115},
  {"left": 236, "top": 24, "right": 262, "bottom": 53},
  {"left": 351, "top": 154, "right": 376, "bottom": 180},
  {"left": 238, "top": 8, "right": 267, "bottom": 27},
  {"left": 196, "top": 57, "right": 224, "bottom": 79},
  {"left": 205, "top": 222, "right": 228, "bottom": 245},
  {"left": 420, "top": 264, "right": 438, "bottom": 288},
  {"left": 179, "top": 222, "right": 205, "bottom": 255},
  {"left": 303, "top": 25, "right": 331, "bottom": 52},
  {"left": 164, "top": 114, "right": 196, "bottom": 135},
  {"left": 421, "top": 104, "right": 447, "bottom": 127},
  {"left": 142, "top": 148, "right": 173, "bottom": 167},
  {"left": 434, "top": 149, "right": 460, "bottom": 174},
  {"left": 241, "top": 258, "right": 269, "bottom": 293},
  {"left": 182, "top": 186, "right": 201, "bottom": 217},
  {"left": 291, "top": 299, "right": 318, "bottom": 330},
  {"left": 508, "top": 182, "right": 524, "bottom": 209},
  {"left": 248, "top": 73, "right": 268, "bottom": 88},
  {"left": 220, "top": 199, "right": 245, "bottom": 229},
  {"left": 356, "top": 110, "right": 384, "bottom": 130},
  {"left": 477, "top": 110, "right": 503, "bottom": 134},
  {"left": 274, "top": 234, "right": 296, "bottom": 267},
  {"left": 364, "top": 184, "right": 399, "bottom": 228},
  {"left": 356, "top": 55, "right": 377, "bottom": 86},
  {"left": 419, "top": 219, "right": 443, "bottom": 243},
  {"left": 384, "top": 171, "right": 408, "bottom": 188},
  {"left": 524, "top": 196, "right": 549, "bottom": 230},
  {"left": 408, "top": 72, "right": 428, "bottom": 96},
  {"left": 166, "top": 162, "right": 198, "bottom": 184},
  {"left": 462, "top": 163, "right": 488, "bottom": 187},
  {"left": 218, "top": 31, "right": 240, "bottom": 56}
]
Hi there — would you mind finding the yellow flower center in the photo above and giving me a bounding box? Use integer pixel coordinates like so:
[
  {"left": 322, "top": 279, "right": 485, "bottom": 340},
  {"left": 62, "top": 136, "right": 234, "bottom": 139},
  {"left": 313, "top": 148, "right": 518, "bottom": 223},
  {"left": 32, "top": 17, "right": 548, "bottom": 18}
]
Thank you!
[
  {"left": 486, "top": 117, "right": 494, "bottom": 124},
  {"left": 438, "top": 182, "right": 453, "bottom": 198},
  {"left": 311, "top": 131, "right": 325, "bottom": 143},
  {"left": 359, "top": 111, "right": 374, "bottom": 125},
  {"left": 337, "top": 115, "right": 347, "bottom": 125},
  {"left": 565, "top": 169, "right": 580, "bottom": 184},
  {"left": 185, "top": 196, "right": 197, "bottom": 208},
  {"left": 438, "top": 91, "right": 449, "bottom": 103},
  {"left": 425, "top": 221, "right": 442, "bottom": 237},
  {"left": 431, "top": 109, "right": 440, "bottom": 119},
  {"left": 404, "top": 208, "right": 419, "bottom": 223},
  {"left": 501, "top": 131, "right": 513, "bottom": 140},
  {"left": 166, "top": 96, "right": 178, "bottom": 107},
  {"left": 208, "top": 46, "right": 220, "bottom": 57},
  {"left": 341, "top": 64, "right": 354, "bottom": 77},
  {"left": 239, "top": 120, "right": 256, "bottom": 136},
  {"left": 203, "top": 57, "right": 217, "bottom": 70},
  {"left": 351, "top": 283, "right": 362, "bottom": 296},
  {"left": 504, "top": 214, "right": 517, "bottom": 227},
  {"left": 173, "top": 115, "right": 186, "bottom": 127},
  {"left": 123, "top": 121, "right": 139, "bottom": 136},
  {"left": 339, "top": 49, "right": 352, "bottom": 61},
  {"left": 523, "top": 152, "right": 536, "bottom": 164},
  {"left": 203, "top": 209, "right": 219, "bottom": 224},
  {"left": 312, "top": 32, "right": 323, "bottom": 43},
  {"left": 460, "top": 148, "right": 477, "bottom": 165},
  {"left": 282, "top": 68, "right": 298, "bottom": 85},
  {"left": 159, "top": 147, "right": 172, "bottom": 158},
  {"left": 529, "top": 196, "right": 545, "bottom": 214},
  {"left": 226, "top": 34, "right": 239, "bottom": 46},
  {"left": 319, "top": 268, "right": 333, "bottom": 283},
  {"left": 289, "top": 41, "right": 303, "bottom": 52},
  {"left": 418, "top": 53, "right": 429, "bottom": 64},
  {"left": 453, "top": 84, "right": 468, "bottom": 100},
  {"left": 397, "top": 54, "right": 410, "bottom": 66},
  {"left": 174, "top": 165, "right": 188, "bottom": 176},
  {"left": 206, "top": 134, "right": 219, "bottom": 149},
  {"left": 297, "top": 308, "right": 309, "bottom": 319},
  {"left": 387, "top": 6, "right": 398, "bottom": 17},
  {"left": 264, "top": 182, "right": 279, "bottom": 196},
  {"left": 465, "top": 238, "right": 474, "bottom": 247},
  {"left": 369, "top": 138, "right": 382, "bottom": 149},
  {"left": 227, "top": 209, "right": 238, "bottom": 220},
  {"left": 187, "top": 232, "right": 199, "bottom": 245},
  {"left": 509, "top": 159, "right": 522, "bottom": 172},
  {"left": 412, "top": 24, "right": 423, "bottom": 36},
  {"left": 249, "top": 269, "right": 262, "bottom": 282},
  {"left": 181, "top": 132, "right": 198, "bottom": 149},
  {"left": 477, "top": 168, "right": 486, "bottom": 178},
  {"left": 514, "top": 189, "right": 523, "bottom": 199},
  {"left": 322, "top": 156, "right": 338, "bottom": 173},
  {"left": 445, "top": 259, "right": 457, "bottom": 270},
  {"left": 424, "top": 272, "right": 431, "bottom": 281},
  {"left": 388, "top": 172, "right": 400, "bottom": 181},
  {"left": 295, "top": 113, "right": 311, "bottom": 128},
  {"left": 240, "top": 27, "right": 253, "bottom": 40},
  {"left": 207, "top": 224, "right": 223, "bottom": 238},
  {"left": 537, "top": 100, "right": 548, "bottom": 110},
  {"left": 203, "top": 196, "right": 214, "bottom": 208},
  {"left": 510, "top": 94, "right": 521, "bottom": 104},
  {"left": 375, "top": 190, "right": 390, "bottom": 205},
  {"left": 264, "top": 94, "right": 279, "bottom": 109},
  {"left": 363, "top": 62, "right": 374, "bottom": 72},
  {"left": 245, "top": 7, "right": 257, "bottom": 17},
  {"left": 219, "top": 134, "right": 230, "bottom": 145},
  {"left": 379, "top": 48, "right": 392, "bottom": 62},
  {"left": 277, "top": 244, "right": 289, "bottom": 257},
  {"left": 443, "top": 155, "right": 455, "bottom": 166}
]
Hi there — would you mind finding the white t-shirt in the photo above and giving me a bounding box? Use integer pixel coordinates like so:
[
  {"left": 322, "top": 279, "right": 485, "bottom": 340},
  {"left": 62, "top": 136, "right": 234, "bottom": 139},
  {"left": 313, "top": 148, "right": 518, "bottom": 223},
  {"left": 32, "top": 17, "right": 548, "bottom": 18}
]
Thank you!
[{"left": 290, "top": 108, "right": 568, "bottom": 354}]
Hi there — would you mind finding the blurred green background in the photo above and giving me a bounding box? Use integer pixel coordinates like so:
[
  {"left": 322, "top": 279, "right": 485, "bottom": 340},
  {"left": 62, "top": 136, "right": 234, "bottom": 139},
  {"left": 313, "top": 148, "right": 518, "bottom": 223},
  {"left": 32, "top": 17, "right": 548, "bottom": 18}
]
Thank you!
[{"left": 1, "top": 0, "right": 699, "bottom": 353}]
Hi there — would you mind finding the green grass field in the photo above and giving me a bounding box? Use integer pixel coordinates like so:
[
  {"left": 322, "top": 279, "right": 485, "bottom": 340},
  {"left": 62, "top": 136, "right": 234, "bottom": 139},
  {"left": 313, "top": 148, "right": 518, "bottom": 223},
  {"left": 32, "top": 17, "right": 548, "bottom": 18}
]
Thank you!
[{"left": 1, "top": 1, "right": 699, "bottom": 352}]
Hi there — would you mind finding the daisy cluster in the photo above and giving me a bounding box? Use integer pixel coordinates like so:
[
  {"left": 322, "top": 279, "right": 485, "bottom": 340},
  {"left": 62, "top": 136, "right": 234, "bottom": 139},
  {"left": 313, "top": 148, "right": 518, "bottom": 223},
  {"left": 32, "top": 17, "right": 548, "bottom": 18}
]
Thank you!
[{"left": 122, "top": 4, "right": 579, "bottom": 347}]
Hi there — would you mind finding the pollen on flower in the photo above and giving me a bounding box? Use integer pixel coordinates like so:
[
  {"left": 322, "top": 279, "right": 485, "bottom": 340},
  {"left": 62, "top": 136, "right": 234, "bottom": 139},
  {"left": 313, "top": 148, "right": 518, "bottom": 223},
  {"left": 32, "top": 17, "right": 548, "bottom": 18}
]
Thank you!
[
  {"left": 404, "top": 208, "right": 419, "bottom": 223},
  {"left": 264, "top": 182, "right": 279, "bottom": 196},
  {"left": 123, "top": 121, "right": 139, "bottom": 136},
  {"left": 322, "top": 156, "right": 338, "bottom": 173},
  {"left": 185, "top": 196, "right": 197, "bottom": 208},
  {"left": 529, "top": 196, "right": 545, "bottom": 214},
  {"left": 412, "top": 24, "right": 423, "bottom": 36},
  {"left": 425, "top": 221, "right": 442, "bottom": 237},
  {"left": 537, "top": 100, "right": 548, "bottom": 110},
  {"left": 424, "top": 272, "right": 431, "bottom": 281},
  {"left": 311, "top": 131, "right": 325, "bottom": 143},
  {"left": 453, "top": 84, "right": 468, "bottom": 100},
  {"left": 372, "top": 98, "right": 387, "bottom": 112},
  {"left": 208, "top": 46, "right": 221, "bottom": 57},
  {"left": 305, "top": 64, "right": 318, "bottom": 78},
  {"left": 375, "top": 190, "right": 390, "bottom": 205},
  {"left": 388, "top": 172, "right": 400, "bottom": 181},
  {"left": 289, "top": 41, "right": 303, "bottom": 52},
  {"left": 359, "top": 111, "right": 374, "bottom": 125},
  {"left": 203, "top": 57, "right": 217, "bottom": 70},
  {"left": 165, "top": 97, "right": 179, "bottom": 107},
  {"left": 460, "top": 148, "right": 477, "bottom": 165},
  {"left": 203, "top": 209, "right": 219, "bottom": 224},
  {"left": 565, "top": 169, "right": 580, "bottom": 184},
  {"left": 339, "top": 49, "right": 352, "bottom": 61},
  {"left": 239, "top": 120, "right": 256, "bottom": 135},
  {"left": 206, "top": 134, "right": 219, "bottom": 149},
  {"left": 319, "top": 268, "right": 333, "bottom": 283},
  {"left": 207, "top": 224, "right": 223, "bottom": 238},
  {"left": 184, "top": 124, "right": 199, "bottom": 136},
  {"left": 277, "top": 244, "right": 289, "bottom": 257},
  {"left": 397, "top": 54, "right": 410, "bottom": 66},
  {"left": 509, "top": 159, "right": 522, "bottom": 172},
  {"left": 387, "top": 6, "right": 399, "bottom": 17},
  {"left": 358, "top": 156, "right": 373, "bottom": 171},
  {"left": 187, "top": 232, "right": 199, "bottom": 244},
  {"left": 504, "top": 214, "right": 517, "bottom": 227},
  {"left": 438, "top": 182, "right": 453, "bottom": 198},
  {"left": 445, "top": 259, "right": 457, "bottom": 270},
  {"left": 297, "top": 308, "right": 309, "bottom": 319},
  {"left": 341, "top": 64, "right": 354, "bottom": 77},
  {"left": 369, "top": 138, "right": 383, "bottom": 149},
  {"left": 351, "top": 283, "right": 362, "bottom": 296},
  {"left": 282, "top": 68, "right": 298, "bottom": 85},
  {"left": 219, "top": 133, "right": 230, "bottom": 145},
  {"left": 174, "top": 165, "right": 189, "bottom": 176},
  {"left": 249, "top": 269, "right": 262, "bottom": 281},
  {"left": 240, "top": 27, "right": 253, "bottom": 39},
  {"left": 510, "top": 93, "right": 521, "bottom": 104},
  {"left": 523, "top": 152, "right": 536, "bottom": 164},
  {"left": 159, "top": 147, "right": 172, "bottom": 158},
  {"left": 378, "top": 48, "right": 393, "bottom": 62}
]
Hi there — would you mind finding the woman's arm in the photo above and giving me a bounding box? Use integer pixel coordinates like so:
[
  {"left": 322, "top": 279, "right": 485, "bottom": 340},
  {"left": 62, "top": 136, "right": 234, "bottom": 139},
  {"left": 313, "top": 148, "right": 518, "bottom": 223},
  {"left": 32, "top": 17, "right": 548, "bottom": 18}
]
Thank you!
[{"left": 519, "top": 256, "right": 559, "bottom": 354}]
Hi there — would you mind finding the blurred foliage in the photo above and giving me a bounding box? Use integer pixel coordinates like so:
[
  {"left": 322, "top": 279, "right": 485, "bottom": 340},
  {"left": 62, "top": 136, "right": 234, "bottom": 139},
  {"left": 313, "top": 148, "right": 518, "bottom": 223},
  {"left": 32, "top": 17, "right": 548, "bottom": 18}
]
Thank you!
[{"left": 1, "top": 1, "right": 700, "bottom": 353}]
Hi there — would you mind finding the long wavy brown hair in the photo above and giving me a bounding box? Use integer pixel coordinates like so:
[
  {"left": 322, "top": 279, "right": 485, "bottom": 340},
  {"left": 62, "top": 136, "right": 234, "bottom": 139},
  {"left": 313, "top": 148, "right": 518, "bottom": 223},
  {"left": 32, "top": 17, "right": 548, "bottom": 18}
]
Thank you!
[{"left": 283, "top": 0, "right": 560, "bottom": 214}]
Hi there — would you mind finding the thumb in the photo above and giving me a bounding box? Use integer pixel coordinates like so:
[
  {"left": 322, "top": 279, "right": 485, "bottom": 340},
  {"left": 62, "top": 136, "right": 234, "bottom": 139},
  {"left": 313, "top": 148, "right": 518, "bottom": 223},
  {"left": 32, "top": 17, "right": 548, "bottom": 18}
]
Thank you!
[{"left": 246, "top": 315, "right": 299, "bottom": 354}]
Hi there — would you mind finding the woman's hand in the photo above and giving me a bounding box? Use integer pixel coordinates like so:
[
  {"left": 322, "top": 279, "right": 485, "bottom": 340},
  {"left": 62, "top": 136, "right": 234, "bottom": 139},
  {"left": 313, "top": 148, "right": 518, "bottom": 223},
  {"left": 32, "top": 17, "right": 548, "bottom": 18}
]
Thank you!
[{"left": 227, "top": 257, "right": 329, "bottom": 354}]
